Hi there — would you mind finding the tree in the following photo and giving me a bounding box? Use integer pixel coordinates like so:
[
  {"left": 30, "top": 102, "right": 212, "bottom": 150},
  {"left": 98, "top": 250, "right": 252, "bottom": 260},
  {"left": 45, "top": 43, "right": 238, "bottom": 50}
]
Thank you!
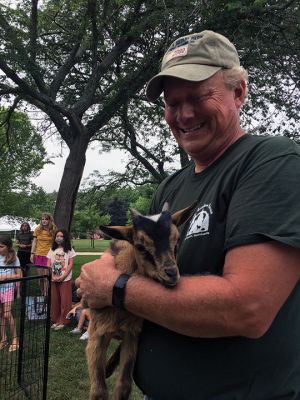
[
  {"left": 1, "top": 0, "right": 299, "bottom": 229},
  {"left": 72, "top": 205, "right": 109, "bottom": 238},
  {"left": 84, "top": 0, "right": 300, "bottom": 193},
  {"left": 0, "top": 107, "right": 47, "bottom": 215},
  {"left": 0, "top": 0, "right": 202, "bottom": 229},
  {"left": 103, "top": 197, "right": 127, "bottom": 226}
]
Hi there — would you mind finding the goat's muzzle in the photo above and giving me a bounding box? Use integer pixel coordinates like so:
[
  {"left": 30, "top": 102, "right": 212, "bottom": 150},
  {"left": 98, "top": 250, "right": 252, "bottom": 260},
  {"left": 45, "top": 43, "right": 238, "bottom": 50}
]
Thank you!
[{"left": 158, "top": 266, "right": 180, "bottom": 287}]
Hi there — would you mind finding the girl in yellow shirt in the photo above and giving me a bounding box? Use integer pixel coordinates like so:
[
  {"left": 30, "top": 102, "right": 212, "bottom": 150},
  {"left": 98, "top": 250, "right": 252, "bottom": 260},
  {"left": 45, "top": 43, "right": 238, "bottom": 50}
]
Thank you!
[{"left": 30, "top": 213, "right": 56, "bottom": 295}]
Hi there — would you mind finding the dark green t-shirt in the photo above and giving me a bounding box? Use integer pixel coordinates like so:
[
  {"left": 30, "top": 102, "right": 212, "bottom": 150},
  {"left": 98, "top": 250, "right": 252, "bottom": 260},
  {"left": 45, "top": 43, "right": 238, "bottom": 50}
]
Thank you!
[
  {"left": 16, "top": 231, "right": 33, "bottom": 253},
  {"left": 134, "top": 134, "right": 300, "bottom": 400}
]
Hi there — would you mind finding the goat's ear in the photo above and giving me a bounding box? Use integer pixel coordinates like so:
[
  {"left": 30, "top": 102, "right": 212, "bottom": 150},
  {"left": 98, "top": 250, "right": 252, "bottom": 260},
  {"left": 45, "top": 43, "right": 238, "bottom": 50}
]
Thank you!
[
  {"left": 99, "top": 225, "right": 134, "bottom": 243},
  {"left": 171, "top": 202, "right": 198, "bottom": 227},
  {"left": 130, "top": 208, "right": 142, "bottom": 219},
  {"left": 162, "top": 202, "right": 169, "bottom": 212}
]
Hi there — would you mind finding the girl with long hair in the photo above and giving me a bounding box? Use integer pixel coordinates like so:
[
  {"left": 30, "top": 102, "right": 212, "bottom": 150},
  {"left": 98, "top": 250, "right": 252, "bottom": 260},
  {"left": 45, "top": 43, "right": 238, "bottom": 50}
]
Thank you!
[
  {"left": 16, "top": 222, "right": 33, "bottom": 270},
  {"left": 30, "top": 213, "right": 56, "bottom": 295},
  {"left": 47, "top": 229, "right": 76, "bottom": 330},
  {"left": 0, "top": 235, "right": 21, "bottom": 351}
]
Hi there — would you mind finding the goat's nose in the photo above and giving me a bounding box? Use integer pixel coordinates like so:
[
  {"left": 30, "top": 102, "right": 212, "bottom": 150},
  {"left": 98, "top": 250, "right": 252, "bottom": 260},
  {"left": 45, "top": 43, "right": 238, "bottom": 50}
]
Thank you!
[{"left": 164, "top": 267, "right": 177, "bottom": 277}]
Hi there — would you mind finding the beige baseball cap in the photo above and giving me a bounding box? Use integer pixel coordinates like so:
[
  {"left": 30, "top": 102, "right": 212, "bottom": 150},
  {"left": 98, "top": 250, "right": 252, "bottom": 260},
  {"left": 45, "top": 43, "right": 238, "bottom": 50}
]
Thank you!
[{"left": 146, "top": 30, "right": 240, "bottom": 102}]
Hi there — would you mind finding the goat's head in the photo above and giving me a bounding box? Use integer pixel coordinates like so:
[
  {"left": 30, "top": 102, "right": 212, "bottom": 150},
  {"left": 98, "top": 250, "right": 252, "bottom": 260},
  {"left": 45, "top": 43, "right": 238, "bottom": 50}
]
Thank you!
[{"left": 99, "top": 203, "right": 197, "bottom": 287}]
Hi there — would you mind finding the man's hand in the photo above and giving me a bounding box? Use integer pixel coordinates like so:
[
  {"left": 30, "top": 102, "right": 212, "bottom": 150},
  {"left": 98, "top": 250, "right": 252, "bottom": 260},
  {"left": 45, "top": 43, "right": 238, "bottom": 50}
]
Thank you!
[{"left": 75, "top": 252, "right": 120, "bottom": 309}]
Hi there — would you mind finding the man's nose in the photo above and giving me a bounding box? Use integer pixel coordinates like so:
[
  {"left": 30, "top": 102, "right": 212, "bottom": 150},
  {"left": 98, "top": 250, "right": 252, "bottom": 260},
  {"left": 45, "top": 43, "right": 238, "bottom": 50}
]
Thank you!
[{"left": 177, "top": 102, "right": 195, "bottom": 122}]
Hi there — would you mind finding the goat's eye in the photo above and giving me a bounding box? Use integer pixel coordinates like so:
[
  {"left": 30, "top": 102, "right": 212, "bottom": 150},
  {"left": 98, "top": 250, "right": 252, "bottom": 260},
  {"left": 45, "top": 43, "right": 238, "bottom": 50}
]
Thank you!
[{"left": 135, "top": 244, "right": 155, "bottom": 265}]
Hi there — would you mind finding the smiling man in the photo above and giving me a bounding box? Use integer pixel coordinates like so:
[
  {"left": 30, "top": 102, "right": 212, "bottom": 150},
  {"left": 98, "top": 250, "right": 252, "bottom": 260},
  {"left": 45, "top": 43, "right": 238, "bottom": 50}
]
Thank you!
[{"left": 76, "top": 31, "right": 300, "bottom": 400}]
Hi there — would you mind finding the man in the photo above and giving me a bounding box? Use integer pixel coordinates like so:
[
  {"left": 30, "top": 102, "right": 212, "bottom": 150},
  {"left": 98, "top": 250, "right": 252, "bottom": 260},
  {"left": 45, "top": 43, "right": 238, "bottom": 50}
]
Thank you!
[{"left": 76, "top": 31, "right": 300, "bottom": 399}]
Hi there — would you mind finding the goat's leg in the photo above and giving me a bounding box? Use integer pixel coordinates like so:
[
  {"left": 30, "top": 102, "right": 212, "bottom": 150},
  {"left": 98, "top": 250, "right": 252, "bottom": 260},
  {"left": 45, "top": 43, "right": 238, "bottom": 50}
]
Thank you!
[
  {"left": 106, "top": 343, "right": 121, "bottom": 378},
  {"left": 113, "top": 333, "right": 139, "bottom": 400},
  {"left": 86, "top": 332, "right": 111, "bottom": 400}
]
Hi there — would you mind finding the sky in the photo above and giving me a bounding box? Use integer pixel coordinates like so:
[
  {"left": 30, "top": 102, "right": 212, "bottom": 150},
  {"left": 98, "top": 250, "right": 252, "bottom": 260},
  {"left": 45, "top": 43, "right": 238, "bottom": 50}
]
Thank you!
[{"left": 31, "top": 140, "right": 127, "bottom": 192}]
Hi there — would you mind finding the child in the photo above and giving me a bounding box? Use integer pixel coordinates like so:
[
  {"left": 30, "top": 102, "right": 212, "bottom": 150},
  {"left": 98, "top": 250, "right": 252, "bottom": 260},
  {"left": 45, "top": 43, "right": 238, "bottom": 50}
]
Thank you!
[
  {"left": 16, "top": 222, "right": 33, "bottom": 271},
  {"left": 31, "top": 213, "right": 56, "bottom": 295},
  {"left": 68, "top": 303, "right": 90, "bottom": 340},
  {"left": 0, "top": 235, "right": 22, "bottom": 352},
  {"left": 47, "top": 229, "right": 76, "bottom": 331}
]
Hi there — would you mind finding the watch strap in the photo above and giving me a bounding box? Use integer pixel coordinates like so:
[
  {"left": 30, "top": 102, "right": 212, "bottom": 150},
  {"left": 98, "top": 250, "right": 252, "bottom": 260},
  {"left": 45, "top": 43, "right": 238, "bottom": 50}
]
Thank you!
[{"left": 112, "top": 273, "right": 131, "bottom": 309}]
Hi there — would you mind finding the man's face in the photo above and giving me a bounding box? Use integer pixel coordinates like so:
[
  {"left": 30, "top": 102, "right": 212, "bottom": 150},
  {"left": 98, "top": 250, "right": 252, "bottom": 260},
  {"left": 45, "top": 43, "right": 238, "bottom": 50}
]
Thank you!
[{"left": 163, "top": 72, "right": 245, "bottom": 170}]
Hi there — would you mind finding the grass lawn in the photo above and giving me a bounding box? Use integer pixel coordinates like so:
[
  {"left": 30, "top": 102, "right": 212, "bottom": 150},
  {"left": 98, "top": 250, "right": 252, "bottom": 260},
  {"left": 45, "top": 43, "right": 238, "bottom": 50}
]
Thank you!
[
  {"left": 72, "top": 239, "right": 110, "bottom": 253},
  {"left": 47, "top": 250, "right": 144, "bottom": 400}
]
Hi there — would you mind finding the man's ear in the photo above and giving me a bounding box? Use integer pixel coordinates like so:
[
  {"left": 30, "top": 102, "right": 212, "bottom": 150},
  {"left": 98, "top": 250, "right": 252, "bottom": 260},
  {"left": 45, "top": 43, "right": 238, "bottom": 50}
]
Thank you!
[
  {"left": 99, "top": 225, "right": 134, "bottom": 243},
  {"left": 234, "top": 80, "right": 247, "bottom": 110},
  {"left": 171, "top": 202, "right": 198, "bottom": 227}
]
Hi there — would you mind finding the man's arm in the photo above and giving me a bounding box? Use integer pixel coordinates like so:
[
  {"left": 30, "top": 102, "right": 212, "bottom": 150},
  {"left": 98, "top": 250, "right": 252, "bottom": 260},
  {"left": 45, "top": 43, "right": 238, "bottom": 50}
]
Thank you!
[{"left": 76, "top": 241, "right": 300, "bottom": 338}]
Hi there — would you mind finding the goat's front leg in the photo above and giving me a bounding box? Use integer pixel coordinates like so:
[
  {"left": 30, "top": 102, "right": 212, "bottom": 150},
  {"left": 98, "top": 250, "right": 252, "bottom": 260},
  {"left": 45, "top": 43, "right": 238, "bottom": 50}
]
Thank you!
[
  {"left": 86, "top": 331, "right": 111, "bottom": 400},
  {"left": 113, "top": 332, "right": 139, "bottom": 400}
]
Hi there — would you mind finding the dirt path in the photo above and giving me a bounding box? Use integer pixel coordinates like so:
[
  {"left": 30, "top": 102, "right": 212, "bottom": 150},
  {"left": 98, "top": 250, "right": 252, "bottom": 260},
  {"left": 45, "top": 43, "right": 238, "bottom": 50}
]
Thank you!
[{"left": 75, "top": 252, "right": 103, "bottom": 256}]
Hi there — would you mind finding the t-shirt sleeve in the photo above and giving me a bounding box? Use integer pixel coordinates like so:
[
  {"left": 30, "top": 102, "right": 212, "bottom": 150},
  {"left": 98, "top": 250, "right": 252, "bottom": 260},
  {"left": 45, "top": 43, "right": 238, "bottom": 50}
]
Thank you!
[
  {"left": 33, "top": 227, "right": 38, "bottom": 238},
  {"left": 69, "top": 248, "right": 76, "bottom": 258},
  {"left": 15, "top": 257, "right": 20, "bottom": 267},
  {"left": 225, "top": 153, "right": 300, "bottom": 251}
]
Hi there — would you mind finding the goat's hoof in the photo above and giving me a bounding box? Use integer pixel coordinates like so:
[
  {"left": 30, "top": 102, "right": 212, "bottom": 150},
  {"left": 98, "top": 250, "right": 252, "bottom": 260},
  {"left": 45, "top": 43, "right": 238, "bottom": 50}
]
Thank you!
[{"left": 89, "top": 393, "right": 108, "bottom": 400}]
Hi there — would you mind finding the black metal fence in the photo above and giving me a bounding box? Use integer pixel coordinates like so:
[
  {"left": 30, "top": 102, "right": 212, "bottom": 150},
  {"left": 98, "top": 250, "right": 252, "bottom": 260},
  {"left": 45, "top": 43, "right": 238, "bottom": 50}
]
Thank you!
[{"left": 0, "top": 265, "right": 51, "bottom": 400}]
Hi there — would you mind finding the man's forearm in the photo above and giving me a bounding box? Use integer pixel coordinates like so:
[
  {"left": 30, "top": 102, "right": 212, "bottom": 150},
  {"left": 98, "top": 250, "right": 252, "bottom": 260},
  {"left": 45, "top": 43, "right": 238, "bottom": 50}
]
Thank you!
[{"left": 123, "top": 274, "right": 247, "bottom": 338}]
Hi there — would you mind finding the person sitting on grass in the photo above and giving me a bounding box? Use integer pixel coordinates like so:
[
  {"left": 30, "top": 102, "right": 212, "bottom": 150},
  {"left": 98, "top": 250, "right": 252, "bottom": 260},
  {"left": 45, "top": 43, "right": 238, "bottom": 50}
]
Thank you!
[{"left": 67, "top": 302, "right": 90, "bottom": 340}]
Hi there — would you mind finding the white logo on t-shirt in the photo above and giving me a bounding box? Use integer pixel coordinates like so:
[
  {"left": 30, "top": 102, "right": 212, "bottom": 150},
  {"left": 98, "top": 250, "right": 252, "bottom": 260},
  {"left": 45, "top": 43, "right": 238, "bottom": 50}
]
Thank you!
[{"left": 185, "top": 204, "right": 213, "bottom": 239}]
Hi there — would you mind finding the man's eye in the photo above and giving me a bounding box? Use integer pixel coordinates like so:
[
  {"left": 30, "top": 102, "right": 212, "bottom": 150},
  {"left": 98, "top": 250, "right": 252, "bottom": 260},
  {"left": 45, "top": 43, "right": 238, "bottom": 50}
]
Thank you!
[{"left": 165, "top": 102, "right": 178, "bottom": 109}]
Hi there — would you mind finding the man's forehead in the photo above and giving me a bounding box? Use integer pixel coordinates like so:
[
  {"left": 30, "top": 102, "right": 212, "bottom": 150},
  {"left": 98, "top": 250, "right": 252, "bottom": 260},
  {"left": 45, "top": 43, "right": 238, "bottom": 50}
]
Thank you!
[{"left": 163, "top": 74, "right": 221, "bottom": 100}]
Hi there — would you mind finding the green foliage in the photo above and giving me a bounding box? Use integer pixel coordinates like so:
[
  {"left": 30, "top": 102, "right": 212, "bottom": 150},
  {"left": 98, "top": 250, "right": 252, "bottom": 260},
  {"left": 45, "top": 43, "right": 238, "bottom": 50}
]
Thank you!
[
  {"left": 0, "top": 185, "right": 56, "bottom": 220},
  {"left": 0, "top": 0, "right": 203, "bottom": 228},
  {"left": 127, "top": 195, "right": 153, "bottom": 223},
  {"left": 71, "top": 205, "right": 105, "bottom": 237},
  {"left": 0, "top": 108, "right": 47, "bottom": 216},
  {"left": 1, "top": 0, "right": 300, "bottom": 228}
]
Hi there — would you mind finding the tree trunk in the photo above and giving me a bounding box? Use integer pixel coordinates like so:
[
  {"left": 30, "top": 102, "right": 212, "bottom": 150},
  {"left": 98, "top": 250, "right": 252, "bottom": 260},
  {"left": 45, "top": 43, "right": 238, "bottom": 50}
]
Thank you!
[
  {"left": 179, "top": 146, "right": 190, "bottom": 168},
  {"left": 54, "top": 135, "right": 90, "bottom": 230}
]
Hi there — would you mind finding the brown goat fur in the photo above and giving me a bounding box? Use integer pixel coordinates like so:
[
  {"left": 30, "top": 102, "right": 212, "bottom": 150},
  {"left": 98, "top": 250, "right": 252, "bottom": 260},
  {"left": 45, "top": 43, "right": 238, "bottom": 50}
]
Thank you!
[{"left": 86, "top": 203, "right": 196, "bottom": 400}]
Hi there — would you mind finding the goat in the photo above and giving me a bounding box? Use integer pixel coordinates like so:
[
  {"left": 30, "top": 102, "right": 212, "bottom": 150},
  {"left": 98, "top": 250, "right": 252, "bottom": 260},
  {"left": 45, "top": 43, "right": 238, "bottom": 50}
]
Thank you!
[{"left": 86, "top": 203, "right": 196, "bottom": 400}]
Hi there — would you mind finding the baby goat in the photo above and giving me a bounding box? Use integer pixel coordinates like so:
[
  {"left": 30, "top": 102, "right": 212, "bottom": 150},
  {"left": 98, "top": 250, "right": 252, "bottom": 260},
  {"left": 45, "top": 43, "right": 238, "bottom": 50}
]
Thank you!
[{"left": 86, "top": 203, "right": 196, "bottom": 400}]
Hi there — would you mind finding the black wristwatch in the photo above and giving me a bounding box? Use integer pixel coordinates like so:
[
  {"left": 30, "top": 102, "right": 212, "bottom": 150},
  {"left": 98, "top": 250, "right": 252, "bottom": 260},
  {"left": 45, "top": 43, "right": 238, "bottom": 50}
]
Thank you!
[{"left": 112, "top": 273, "right": 131, "bottom": 310}]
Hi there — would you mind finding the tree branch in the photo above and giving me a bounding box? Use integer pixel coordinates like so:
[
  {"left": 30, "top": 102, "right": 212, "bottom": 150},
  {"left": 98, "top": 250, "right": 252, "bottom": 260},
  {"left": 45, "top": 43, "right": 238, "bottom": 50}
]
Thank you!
[
  {"left": 0, "top": 11, "right": 47, "bottom": 93},
  {"left": 0, "top": 97, "right": 21, "bottom": 152},
  {"left": 49, "top": 39, "right": 83, "bottom": 99},
  {"left": 30, "top": 0, "right": 39, "bottom": 62}
]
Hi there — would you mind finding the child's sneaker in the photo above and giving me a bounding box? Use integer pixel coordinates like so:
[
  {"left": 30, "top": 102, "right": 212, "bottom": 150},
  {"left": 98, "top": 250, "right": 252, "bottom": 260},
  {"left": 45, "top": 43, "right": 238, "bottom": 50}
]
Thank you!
[
  {"left": 70, "top": 327, "right": 81, "bottom": 334},
  {"left": 79, "top": 331, "right": 89, "bottom": 340},
  {"left": 54, "top": 324, "right": 65, "bottom": 331}
]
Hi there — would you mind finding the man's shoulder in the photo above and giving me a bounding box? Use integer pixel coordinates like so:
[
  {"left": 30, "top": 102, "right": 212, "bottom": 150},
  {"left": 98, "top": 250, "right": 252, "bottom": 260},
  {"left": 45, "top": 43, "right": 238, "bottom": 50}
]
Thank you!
[
  {"left": 160, "top": 163, "right": 192, "bottom": 187},
  {"left": 244, "top": 134, "right": 299, "bottom": 154}
]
